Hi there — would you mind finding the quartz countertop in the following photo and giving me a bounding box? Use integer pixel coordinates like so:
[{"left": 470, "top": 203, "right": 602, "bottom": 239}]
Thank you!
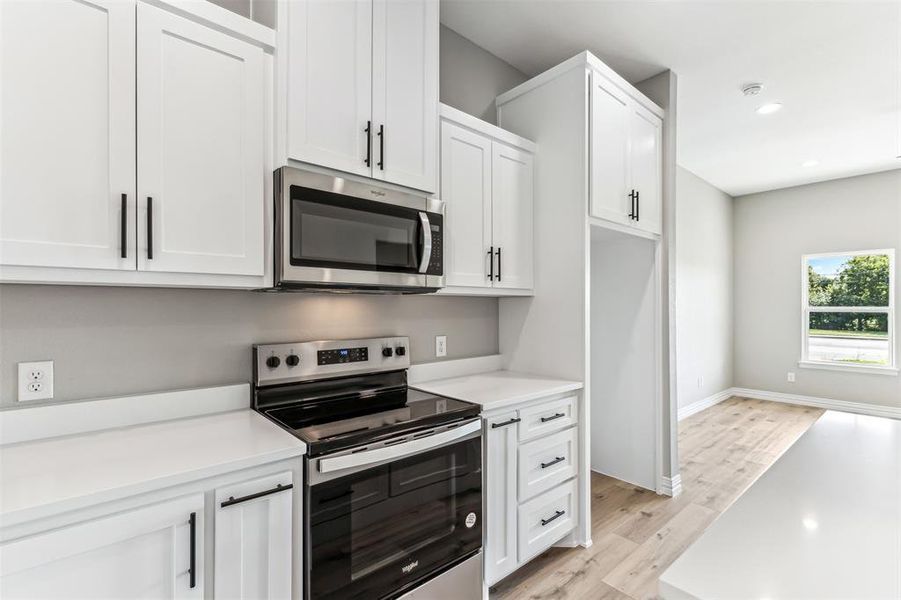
[
  {"left": 412, "top": 370, "right": 583, "bottom": 412},
  {"left": 659, "top": 410, "right": 901, "bottom": 600},
  {"left": 0, "top": 410, "right": 306, "bottom": 527}
]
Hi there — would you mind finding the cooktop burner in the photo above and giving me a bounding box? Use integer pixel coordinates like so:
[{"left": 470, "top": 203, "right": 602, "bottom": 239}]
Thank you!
[{"left": 252, "top": 337, "right": 481, "bottom": 456}]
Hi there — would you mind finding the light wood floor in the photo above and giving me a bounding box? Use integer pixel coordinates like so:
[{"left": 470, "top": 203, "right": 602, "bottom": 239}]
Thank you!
[{"left": 490, "top": 397, "right": 824, "bottom": 600}]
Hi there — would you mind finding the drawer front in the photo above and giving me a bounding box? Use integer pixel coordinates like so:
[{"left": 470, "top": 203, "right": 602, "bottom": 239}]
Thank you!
[
  {"left": 518, "top": 427, "right": 578, "bottom": 502},
  {"left": 517, "top": 480, "right": 575, "bottom": 563},
  {"left": 518, "top": 395, "right": 578, "bottom": 442}
]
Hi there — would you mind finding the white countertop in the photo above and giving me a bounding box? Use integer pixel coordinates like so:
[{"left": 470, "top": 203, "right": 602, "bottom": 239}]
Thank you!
[
  {"left": 660, "top": 410, "right": 901, "bottom": 600},
  {"left": 412, "top": 370, "right": 583, "bottom": 411},
  {"left": 0, "top": 410, "right": 306, "bottom": 526}
]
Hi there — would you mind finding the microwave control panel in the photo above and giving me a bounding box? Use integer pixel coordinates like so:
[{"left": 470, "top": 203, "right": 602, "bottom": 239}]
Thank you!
[{"left": 426, "top": 215, "right": 443, "bottom": 276}]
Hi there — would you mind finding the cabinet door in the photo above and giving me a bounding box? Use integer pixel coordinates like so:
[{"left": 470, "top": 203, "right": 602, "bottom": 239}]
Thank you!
[
  {"left": 215, "top": 472, "right": 293, "bottom": 600},
  {"left": 629, "top": 105, "right": 663, "bottom": 235},
  {"left": 440, "top": 121, "right": 493, "bottom": 288},
  {"left": 136, "top": 4, "right": 264, "bottom": 277},
  {"left": 491, "top": 142, "right": 534, "bottom": 290},
  {"left": 0, "top": 0, "right": 136, "bottom": 270},
  {"left": 286, "top": 0, "right": 372, "bottom": 178},
  {"left": 589, "top": 74, "right": 630, "bottom": 225},
  {"left": 0, "top": 494, "right": 203, "bottom": 599},
  {"left": 371, "top": 0, "right": 438, "bottom": 192},
  {"left": 484, "top": 412, "right": 519, "bottom": 585}
]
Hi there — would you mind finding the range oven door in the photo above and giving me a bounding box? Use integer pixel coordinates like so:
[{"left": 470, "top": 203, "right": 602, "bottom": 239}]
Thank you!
[
  {"left": 275, "top": 167, "right": 444, "bottom": 292},
  {"left": 305, "top": 421, "right": 482, "bottom": 600}
]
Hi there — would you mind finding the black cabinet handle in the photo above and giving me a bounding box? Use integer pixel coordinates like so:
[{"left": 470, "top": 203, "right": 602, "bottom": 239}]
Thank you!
[
  {"left": 540, "top": 412, "right": 566, "bottom": 423},
  {"left": 541, "top": 510, "right": 565, "bottom": 526},
  {"left": 220, "top": 483, "right": 293, "bottom": 508},
  {"left": 628, "top": 190, "right": 636, "bottom": 220},
  {"left": 377, "top": 124, "right": 385, "bottom": 170},
  {"left": 635, "top": 190, "right": 640, "bottom": 221},
  {"left": 491, "top": 417, "right": 520, "bottom": 429},
  {"left": 146, "top": 196, "right": 153, "bottom": 260},
  {"left": 496, "top": 247, "right": 502, "bottom": 282},
  {"left": 540, "top": 456, "right": 565, "bottom": 469},
  {"left": 364, "top": 121, "right": 372, "bottom": 167},
  {"left": 188, "top": 512, "right": 196, "bottom": 588},
  {"left": 120, "top": 193, "right": 127, "bottom": 259},
  {"left": 487, "top": 246, "right": 494, "bottom": 280}
]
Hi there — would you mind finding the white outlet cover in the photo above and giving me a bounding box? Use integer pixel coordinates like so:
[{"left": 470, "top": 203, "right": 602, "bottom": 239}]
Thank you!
[
  {"left": 435, "top": 335, "right": 447, "bottom": 358},
  {"left": 787, "top": 371, "right": 796, "bottom": 383},
  {"left": 18, "top": 361, "right": 54, "bottom": 402}
]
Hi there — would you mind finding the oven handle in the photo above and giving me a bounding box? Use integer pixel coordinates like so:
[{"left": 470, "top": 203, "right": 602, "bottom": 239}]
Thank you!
[
  {"left": 318, "top": 419, "right": 481, "bottom": 475},
  {"left": 418, "top": 212, "right": 432, "bottom": 274}
]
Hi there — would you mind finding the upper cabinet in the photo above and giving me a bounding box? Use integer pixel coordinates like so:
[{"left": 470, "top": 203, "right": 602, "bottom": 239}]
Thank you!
[
  {"left": 439, "top": 105, "right": 534, "bottom": 296},
  {"left": 589, "top": 71, "right": 663, "bottom": 236},
  {"left": 283, "top": 0, "right": 438, "bottom": 193},
  {"left": 0, "top": 0, "right": 136, "bottom": 272},
  {"left": 0, "top": 0, "right": 269, "bottom": 288}
]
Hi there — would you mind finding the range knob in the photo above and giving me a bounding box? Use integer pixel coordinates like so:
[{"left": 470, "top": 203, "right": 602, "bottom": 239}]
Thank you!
[
  {"left": 265, "top": 355, "right": 281, "bottom": 369},
  {"left": 395, "top": 346, "right": 406, "bottom": 356},
  {"left": 382, "top": 347, "right": 394, "bottom": 358},
  {"left": 285, "top": 354, "right": 300, "bottom": 367}
]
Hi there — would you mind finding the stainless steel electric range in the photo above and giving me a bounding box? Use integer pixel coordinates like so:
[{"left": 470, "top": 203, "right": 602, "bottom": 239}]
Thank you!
[{"left": 252, "top": 337, "right": 483, "bottom": 600}]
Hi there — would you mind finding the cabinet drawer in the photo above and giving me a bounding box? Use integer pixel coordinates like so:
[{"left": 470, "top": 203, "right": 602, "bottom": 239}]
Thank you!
[
  {"left": 518, "top": 395, "right": 578, "bottom": 442},
  {"left": 518, "top": 428, "right": 577, "bottom": 502},
  {"left": 517, "top": 480, "right": 575, "bottom": 563}
]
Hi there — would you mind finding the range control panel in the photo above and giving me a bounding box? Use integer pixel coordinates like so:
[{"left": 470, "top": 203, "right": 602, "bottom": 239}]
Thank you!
[{"left": 253, "top": 336, "right": 410, "bottom": 387}]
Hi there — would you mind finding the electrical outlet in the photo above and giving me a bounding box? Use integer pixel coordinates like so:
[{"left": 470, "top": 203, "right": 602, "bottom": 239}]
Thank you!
[
  {"left": 697, "top": 375, "right": 704, "bottom": 389},
  {"left": 18, "top": 361, "right": 54, "bottom": 401},
  {"left": 435, "top": 335, "right": 447, "bottom": 358},
  {"left": 787, "top": 371, "right": 796, "bottom": 383}
]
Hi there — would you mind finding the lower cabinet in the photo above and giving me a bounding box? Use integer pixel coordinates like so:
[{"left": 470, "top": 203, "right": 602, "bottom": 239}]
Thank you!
[
  {"left": 0, "top": 464, "right": 298, "bottom": 599},
  {"left": 0, "top": 494, "right": 205, "bottom": 599},
  {"left": 484, "top": 394, "right": 581, "bottom": 586},
  {"left": 214, "top": 472, "right": 294, "bottom": 599}
]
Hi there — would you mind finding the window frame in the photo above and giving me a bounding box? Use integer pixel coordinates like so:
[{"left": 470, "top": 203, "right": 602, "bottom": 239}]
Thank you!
[{"left": 800, "top": 249, "right": 897, "bottom": 375}]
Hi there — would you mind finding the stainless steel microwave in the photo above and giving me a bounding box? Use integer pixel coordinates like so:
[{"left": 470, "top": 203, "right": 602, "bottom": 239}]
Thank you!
[{"left": 272, "top": 167, "right": 444, "bottom": 293}]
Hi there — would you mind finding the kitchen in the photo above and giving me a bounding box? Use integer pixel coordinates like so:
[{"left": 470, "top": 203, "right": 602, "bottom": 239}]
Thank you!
[{"left": 1, "top": 1, "right": 899, "bottom": 600}]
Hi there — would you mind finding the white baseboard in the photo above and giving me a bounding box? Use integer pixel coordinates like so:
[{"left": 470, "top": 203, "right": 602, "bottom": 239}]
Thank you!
[
  {"left": 678, "top": 389, "right": 734, "bottom": 421},
  {"left": 732, "top": 387, "right": 901, "bottom": 420},
  {"left": 658, "top": 474, "right": 682, "bottom": 497}
]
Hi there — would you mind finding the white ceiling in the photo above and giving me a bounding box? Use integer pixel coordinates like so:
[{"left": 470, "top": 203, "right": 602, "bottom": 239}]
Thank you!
[{"left": 441, "top": 0, "right": 901, "bottom": 196}]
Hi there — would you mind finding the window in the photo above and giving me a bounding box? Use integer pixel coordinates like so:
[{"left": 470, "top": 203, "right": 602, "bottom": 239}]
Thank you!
[{"left": 802, "top": 250, "right": 895, "bottom": 373}]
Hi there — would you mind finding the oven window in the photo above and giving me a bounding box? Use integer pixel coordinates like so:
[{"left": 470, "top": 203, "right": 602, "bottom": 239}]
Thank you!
[
  {"left": 291, "top": 187, "right": 420, "bottom": 272},
  {"left": 308, "top": 436, "right": 482, "bottom": 600}
]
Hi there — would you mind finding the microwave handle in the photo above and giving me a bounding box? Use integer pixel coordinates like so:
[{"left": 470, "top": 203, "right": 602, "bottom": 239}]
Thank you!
[{"left": 418, "top": 212, "right": 432, "bottom": 274}]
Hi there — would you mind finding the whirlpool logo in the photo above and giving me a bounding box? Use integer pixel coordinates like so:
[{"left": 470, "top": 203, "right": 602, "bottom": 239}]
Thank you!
[{"left": 401, "top": 560, "right": 419, "bottom": 575}]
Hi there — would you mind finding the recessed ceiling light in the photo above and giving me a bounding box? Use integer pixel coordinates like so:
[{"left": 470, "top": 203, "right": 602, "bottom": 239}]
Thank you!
[
  {"left": 802, "top": 159, "right": 819, "bottom": 167},
  {"left": 756, "top": 102, "right": 783, "bottom": 115}
]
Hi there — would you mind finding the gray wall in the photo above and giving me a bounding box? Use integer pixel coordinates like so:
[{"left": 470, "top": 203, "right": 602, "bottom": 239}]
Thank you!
[
  {"left": 0, "top": 285, "right": 498, "bottom": 405},
  {"left": 439, "top": 25, "right": 527, "bottom": 124},
  {"left": 734, "top": 169, "right": 901, "bottom": 409},
  {"left": 676, "top": 167, "right": 734, "bottom": 409}
]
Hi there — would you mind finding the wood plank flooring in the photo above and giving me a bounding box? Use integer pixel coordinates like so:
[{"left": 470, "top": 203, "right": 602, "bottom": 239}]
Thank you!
[{"left": 490, "top": 397, "right": 824, "bottom": 600}]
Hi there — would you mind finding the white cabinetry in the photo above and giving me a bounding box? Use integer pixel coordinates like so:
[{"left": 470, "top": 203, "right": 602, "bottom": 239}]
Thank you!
[
  {"left": 484, "top": 393, "right": 581, "bottom": 586},
  {"left": 589, "top": 71, "right": 663, "bottom": 236},
  {"left": 283, "top": 0, "right": 438, "bottom": 193},
  {"left": 0, "top": 494, "right": 204, "bottom": 599},
  {"left": 0, "top": 0, "right": 269, "bottom": 287},
  {"left": 439, "top": 105, "right": 534, "bottom": 295},
  {"left": 214, "top": 472, "right": 294, "bottom": 600},
  {"left": 0, "top": 0, "right": 136, "bottom": 272}
]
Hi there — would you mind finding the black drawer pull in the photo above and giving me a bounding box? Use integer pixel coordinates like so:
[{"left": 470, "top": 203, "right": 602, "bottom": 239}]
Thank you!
[
  {"left": 221, "top": 483, "right": 293, "bottom": 508},
  {"left": 541, "top": 510, "right": 565, "bottom": 526},
  {"left": 491, "top": 417, "right": 521, "bottom": 429},
  {"left": 188, "top": 512, "right": 196, "bottom": 588},
  {"left": 540, "top": 412, "right": 566, "bottom": 423},
  {"left": 540, "top": 456, "right": 565, "bottom": 469}
]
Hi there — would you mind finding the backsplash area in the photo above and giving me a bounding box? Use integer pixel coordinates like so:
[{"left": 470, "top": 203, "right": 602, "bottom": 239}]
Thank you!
[{"left": 0, "top": 285, "right": 499, "bottom": 406}]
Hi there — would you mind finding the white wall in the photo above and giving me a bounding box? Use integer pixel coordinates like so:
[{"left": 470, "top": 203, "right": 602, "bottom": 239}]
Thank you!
[
  {"left": 676, "top": 167, "right": 734, "bottom": 408},
  {"left": 734, "top": 169, "right": 901, "bottom": 409},
  {"left": 439, "top": 25, "right": 527, "bottom": 124}
]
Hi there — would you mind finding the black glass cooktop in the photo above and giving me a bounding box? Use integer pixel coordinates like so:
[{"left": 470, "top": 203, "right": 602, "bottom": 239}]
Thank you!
[{"left": 256, "top": 371, "right": 480, "bottom": 456}]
